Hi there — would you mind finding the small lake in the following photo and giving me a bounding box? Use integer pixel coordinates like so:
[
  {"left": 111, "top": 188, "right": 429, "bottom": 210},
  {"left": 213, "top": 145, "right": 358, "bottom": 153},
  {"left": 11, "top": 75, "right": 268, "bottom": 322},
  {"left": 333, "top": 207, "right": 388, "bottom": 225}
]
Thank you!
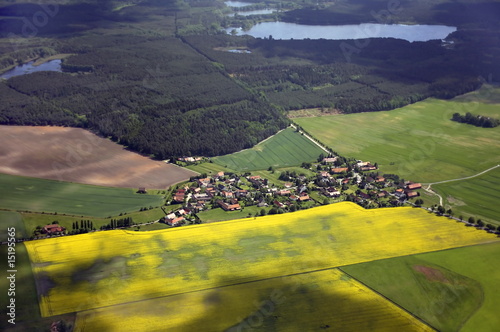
[
  {"left": 226, "top": 22, "right": 457, "bottom": 42},
  {"left": 227, "top": 49, "right": 252, "bottom": 53},
  {"left": 227, "top": 9, "right": 276, "bottom": 16},
  {"left": 0, "top": 59, "right": 62, "bottom": 80}
]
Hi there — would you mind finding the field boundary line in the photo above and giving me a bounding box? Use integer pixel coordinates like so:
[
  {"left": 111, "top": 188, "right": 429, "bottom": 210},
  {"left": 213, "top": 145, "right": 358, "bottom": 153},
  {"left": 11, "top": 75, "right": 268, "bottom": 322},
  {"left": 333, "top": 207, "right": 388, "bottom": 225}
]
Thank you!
[
  {"left": 338, "top": 267, "right": 438, "bottom": 331},
  {"left": 289, "top": 124, "right": 331, "bottom": 154}
]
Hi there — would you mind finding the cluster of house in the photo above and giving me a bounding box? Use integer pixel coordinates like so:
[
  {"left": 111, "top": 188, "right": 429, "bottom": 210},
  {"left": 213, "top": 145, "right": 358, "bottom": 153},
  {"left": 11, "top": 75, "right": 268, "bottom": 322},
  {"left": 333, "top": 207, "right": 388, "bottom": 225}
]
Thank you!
[
  {"left": 313, "top": 158, "right": 422, "bottom": 206},
  {"left": 167, "top": 171, "right": 315, "bottom": 220},
  {"left": 163, "top": 207, "right": 192, "bottom": 226},
  {"left": 163, "top": 157, "right": 424, "bottom": 226}
]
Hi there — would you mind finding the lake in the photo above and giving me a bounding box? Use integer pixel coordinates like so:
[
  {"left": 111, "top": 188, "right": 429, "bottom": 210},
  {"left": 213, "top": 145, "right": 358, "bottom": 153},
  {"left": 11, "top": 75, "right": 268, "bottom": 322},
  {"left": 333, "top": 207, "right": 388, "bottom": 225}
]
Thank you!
[
  {"left": 227, "top": 9, "right": 276, "bottom": 16},
  {"left": 0, "top": 59, "right": 62, "bottom": 79},
  {"left": 226, "top": 22, "right": 457, "bottom": 42}
]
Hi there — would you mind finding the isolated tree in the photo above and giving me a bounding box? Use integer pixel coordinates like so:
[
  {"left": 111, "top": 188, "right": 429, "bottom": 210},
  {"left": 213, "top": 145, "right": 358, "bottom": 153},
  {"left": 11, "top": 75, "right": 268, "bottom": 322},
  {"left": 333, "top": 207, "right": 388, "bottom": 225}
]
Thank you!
[
  {"left": 437, "top": 205, "right": 445, "bottom": 215},
  {"left": 468, "top": 216, "right": 475, "bottom": 224},
  {"left": 477, "top": 219, "right": 484, "bottom": 227},
  {"left": 260, "top": 209, "right": 267, "bottom": 216}
]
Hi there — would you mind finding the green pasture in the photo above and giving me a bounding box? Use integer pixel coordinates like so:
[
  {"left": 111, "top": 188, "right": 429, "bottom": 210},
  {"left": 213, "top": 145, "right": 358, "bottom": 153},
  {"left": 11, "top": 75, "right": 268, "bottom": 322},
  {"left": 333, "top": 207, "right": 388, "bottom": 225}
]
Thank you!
[
  {"left": 211, "top": 128, "right": 325, "bottom": 171},
  {"left": 0, "top": 211, "right": 27, "bottom": 241},
  {"left": 295, "top": 97, "right": 500, "bottom": 183},
  {"left": 185, "top": 162, "right": 237, "bottom": 175},
  {"left": 433, "top": 167, "right": 500, "bottom": 225},
  {"left": 197, "top": 206, "right": 269, "bottom": 223},
  {"left": 419, "top": 242, "right": 500, "bottom": 332},
  {"left": 20, "top": 207, "right": 165, "bottom": 236},
  {"left": 0, "top": 173, "right": 164, "bottom": 218},
  {"left": 343, "top": 242, "right": 500, "bottom": 332}
]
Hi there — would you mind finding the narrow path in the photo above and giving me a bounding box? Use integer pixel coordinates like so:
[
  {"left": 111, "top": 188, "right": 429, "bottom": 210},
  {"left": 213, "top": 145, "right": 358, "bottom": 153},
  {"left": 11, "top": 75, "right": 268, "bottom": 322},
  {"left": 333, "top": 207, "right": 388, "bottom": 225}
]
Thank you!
[
  {"left": 423, "top": 164, "right": 500, "bottom": 186},
  {"left": 289, "top": 124, "right": 331, "bottom": 155},
  {"left": 422, "top": 164, "right": 500, "bottom": 206}
]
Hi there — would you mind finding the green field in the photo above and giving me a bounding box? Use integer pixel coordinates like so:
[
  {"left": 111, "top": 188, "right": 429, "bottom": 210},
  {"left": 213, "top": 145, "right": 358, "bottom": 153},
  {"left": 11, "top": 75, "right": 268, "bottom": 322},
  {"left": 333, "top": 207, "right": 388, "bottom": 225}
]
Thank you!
[
  {"left": 433, "top": 168, "right": 500, "bottom": 225},
  {"left": 295, "top": 95, "right": 500, "bottom": 183},
  {"left": 185, "top": 162, "right": 238, "bottom": 175},
  {"left": 0, "top": 173, "right": 164, "bottom": 218},
  {"left": 295, "top": 89, "right": 500, "bottom": 222},
  {"left": 0, "top": 211, "right": 27, "bottom": 241},
  {"left": 197, "top": 206, "right": 270, "bottom": 223},
  {"left": 211, "top": 128, "right": 325, "bottom": 171},
  {"left": 344, "top": 242, "right": 500, "bottom": 332},
  {"left": 20, "top": 207, "right": 166, "bottom": 235}
]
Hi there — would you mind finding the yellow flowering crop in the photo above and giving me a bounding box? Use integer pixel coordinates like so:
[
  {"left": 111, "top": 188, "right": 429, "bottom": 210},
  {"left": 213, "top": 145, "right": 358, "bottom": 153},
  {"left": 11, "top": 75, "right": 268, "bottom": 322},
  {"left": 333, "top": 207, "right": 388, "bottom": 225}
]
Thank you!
[
  {"left": 74, "top": 268, "right": 434, "bottom": 331},
  {"left": 25, "top": 202, "right": 497, "bottom": 321}
]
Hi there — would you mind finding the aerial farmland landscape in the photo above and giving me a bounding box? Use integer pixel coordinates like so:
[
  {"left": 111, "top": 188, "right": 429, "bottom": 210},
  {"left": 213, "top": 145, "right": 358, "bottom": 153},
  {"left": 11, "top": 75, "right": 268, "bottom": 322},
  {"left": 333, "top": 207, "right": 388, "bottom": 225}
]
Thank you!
[{"left": 0, "top": 0, "right": 499, "bottom": 331}]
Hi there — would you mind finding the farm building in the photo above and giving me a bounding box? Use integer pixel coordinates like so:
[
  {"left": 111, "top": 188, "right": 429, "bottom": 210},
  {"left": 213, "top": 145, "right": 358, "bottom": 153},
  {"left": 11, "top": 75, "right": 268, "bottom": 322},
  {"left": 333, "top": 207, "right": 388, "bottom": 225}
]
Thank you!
[{"left": 42, "top": 224, "right": 66, "bottom": 234}]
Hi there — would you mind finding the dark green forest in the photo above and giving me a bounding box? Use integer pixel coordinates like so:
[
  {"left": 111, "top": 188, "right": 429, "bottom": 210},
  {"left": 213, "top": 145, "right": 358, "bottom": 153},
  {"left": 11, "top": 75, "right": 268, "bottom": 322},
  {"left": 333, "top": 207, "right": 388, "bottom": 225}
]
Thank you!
[{"left": 0, "top": 0, "right": 499, "bottom": 158}]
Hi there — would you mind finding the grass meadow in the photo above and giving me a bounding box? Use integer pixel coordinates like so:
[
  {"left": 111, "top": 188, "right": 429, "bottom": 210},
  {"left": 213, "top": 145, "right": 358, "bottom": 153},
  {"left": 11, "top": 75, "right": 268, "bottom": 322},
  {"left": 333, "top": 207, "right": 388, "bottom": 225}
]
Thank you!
[
  {"left": 197, "top": 206, "right": 270, "bottom": 223},
  {"left": 0, "top": 173, "right": 164, "bottom": 218},
  {"left": 295, "top": 89, "right": 500, "bottom": 223},
  {"left": 0, "top": 211, "right": 27, "bottom": 241},
  {"left": 344, "top": 242, "right": 500, "bottom": 332},
  {"left": 211, "top": 128, "right": 325, "bottom": 171},
  {"left": 20, "top": 207, "right": 166, "bottom": 235},
  {"left": 24, "top": 203, "right": 497, "bottom": 323}
]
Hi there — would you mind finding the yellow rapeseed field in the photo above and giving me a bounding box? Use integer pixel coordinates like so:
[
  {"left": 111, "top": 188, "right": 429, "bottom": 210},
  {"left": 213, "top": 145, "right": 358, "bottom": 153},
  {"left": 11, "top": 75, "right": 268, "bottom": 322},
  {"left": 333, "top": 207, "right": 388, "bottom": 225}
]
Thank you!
[
  {"left": 74, "top": 269, "right": 434, "bottom": 332},
  {"left": 25, "top": 202, "right": 497, "bottom": 319}
]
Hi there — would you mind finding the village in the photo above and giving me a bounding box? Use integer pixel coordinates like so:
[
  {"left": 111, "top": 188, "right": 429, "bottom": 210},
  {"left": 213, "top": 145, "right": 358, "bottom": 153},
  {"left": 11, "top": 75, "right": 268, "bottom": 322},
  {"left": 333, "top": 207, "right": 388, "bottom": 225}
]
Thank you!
[{"left": 163, "top": 156, "right": 424, "bottom": 227}]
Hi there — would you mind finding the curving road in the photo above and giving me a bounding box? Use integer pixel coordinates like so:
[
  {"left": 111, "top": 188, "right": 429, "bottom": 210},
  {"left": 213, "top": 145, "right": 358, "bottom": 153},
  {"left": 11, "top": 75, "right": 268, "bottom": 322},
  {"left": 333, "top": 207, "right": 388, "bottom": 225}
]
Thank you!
[{"left": 423, "top": 164, "right": 500, "bottom": 206}]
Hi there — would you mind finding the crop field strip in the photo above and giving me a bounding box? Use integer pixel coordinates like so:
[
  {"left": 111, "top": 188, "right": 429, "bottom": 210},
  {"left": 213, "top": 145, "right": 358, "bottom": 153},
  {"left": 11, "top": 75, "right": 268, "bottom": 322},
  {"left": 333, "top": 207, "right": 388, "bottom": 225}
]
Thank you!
[
  {"left": 73, "top": 268, "right": 435, "bottom": 332},
  {"left": 25, "top": 202, "right": 498, "bottom": 318},
  {"left": 212, "top": 128, "right": 325, "bottom": 171}
]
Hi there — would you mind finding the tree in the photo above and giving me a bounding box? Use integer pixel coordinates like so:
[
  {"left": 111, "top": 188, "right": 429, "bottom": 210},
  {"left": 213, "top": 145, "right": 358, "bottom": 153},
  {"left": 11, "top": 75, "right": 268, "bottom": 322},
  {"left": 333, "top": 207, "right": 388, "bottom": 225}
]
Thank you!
[
  {"left": 437, "top": 205, "right": 445, "bottom": 215},
  {"left": 446, "top": 209, "right": 453, "bottom": 216},
  {"left": 260, "top": 209, "right": 267, "bottom": 216},
  {"left": 468, "top": 216, "right": 475, "bottom": 224},
  {"left": 476, "top": 219, "right": 484, "bottom": 227}
]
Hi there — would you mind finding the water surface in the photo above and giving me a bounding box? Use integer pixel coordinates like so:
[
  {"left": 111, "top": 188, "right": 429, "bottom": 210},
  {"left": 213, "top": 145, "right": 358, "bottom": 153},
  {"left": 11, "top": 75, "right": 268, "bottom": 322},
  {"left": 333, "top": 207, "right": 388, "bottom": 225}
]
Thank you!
[
  {"left": 0, "top": 59, "right": 62, "bottom": 79},
  {"left": 227, "top": 22, "right": 457, "bottom": 42}
]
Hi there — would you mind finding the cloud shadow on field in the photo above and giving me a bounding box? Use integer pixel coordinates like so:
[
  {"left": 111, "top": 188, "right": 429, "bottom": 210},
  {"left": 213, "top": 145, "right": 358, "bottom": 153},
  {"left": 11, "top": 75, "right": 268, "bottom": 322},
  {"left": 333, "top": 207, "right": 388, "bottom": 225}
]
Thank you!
[{"left": 173, "top": 268, "right": 435, "bottom": 332}]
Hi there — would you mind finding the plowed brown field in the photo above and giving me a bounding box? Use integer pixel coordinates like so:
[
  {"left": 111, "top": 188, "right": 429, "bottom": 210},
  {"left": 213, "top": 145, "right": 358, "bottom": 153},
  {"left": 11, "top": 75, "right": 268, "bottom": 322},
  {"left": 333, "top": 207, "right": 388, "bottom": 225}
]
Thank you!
[{"left": 0, "top": 125, "right": 197, "bottom": 189}]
